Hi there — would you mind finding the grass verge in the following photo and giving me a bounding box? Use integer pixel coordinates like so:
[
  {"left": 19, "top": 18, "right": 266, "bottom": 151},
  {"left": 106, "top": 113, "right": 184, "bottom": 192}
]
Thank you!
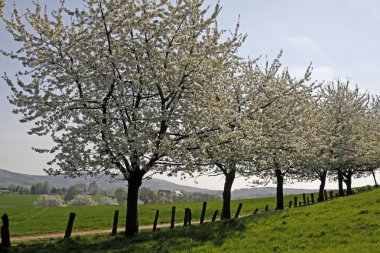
[{"left": 6, "top": 187, "right": 380, "bottom": 253}]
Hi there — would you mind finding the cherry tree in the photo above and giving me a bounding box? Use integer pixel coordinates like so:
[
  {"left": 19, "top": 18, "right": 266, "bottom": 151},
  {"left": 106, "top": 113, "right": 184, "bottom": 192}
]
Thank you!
[
  {"left": 352, "top": 96, "right": 380, "bottom": 187},
  {"left": 296, "top": 97, "right": 331, "bottom": 202},
  {"left": 179, "top": 53, "right": 310, "bottom": 217},
  {"left": 181, "top": 56, "right": 279, "bottom": 219},
  {"left": 183, "top": 60, "right": 254, "bottom": 219},
  {"left": 252, "top": 61, "right": 315, "bottom": 210},
  {"left": 319, "top": 81, "right": 368, "bottom": 196},
  {"left": 2, "top": 0, "right": 242, "bottom": 236}
]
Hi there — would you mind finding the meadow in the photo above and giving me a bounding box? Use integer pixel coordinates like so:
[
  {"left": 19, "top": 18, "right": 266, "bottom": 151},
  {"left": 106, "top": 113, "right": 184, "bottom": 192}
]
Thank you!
[
  {"left": 0, "top": 193, "right": 305, "bottom": 236},
  {"left": 7, "top": 187, "right": 380, "bottom": 253}
]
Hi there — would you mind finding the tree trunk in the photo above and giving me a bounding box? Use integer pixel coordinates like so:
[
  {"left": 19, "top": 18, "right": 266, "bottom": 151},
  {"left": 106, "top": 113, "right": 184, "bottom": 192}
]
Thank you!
[
  {"left": 125, "top": 173, "right": 143, "bottom": 237},
  {"left": 344, "top": 172, "right": 353, "bottom": 195},
  {"left": 372, "top": 171, "right": 378, "bottom": 187},
  {"left": 318, "top": 170, "right": 327, "bottom": 202},
  {"left": 338, "top": 170, "right": 344, "bottom": 196},
  {"left": 221, "top": 170, "right": 236, "bottom": 219},
  {"left": 275, "top": 169, "right": 284, "bottom": 210}
]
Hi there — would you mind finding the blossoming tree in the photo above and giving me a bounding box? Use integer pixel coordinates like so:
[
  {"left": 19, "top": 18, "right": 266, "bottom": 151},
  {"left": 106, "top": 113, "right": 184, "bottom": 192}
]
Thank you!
[
  {"left": 295, "top": 96, "right": 332, "bottom": 202},
  {"left": 319, "top": 81, "right": 368, "bottom": 196},
  {"left": 181, "top": 57, "right": 263, "bottom": 219},
  {"left": 252, "top": 60, "right": 315, "bottom": 210},
  {"left": 2, "top": 0, "right": 241, "bottom": 236}
]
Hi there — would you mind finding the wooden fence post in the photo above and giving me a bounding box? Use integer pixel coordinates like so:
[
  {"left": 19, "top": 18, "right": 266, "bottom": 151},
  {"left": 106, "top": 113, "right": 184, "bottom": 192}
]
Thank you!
[
  {"left": 265, "top": 205, "right": 269, "bottom": 212},
  {"left": 299, "top": 202, "right": 302, "bottom": 207},
  {"left": 253, "top": 208, "right": 259, "bottom": 215},
  {"left": 111, "top": 210, "right": 119, "bottom": 236},
  {"left": 311, "top": 193, "right": 315, "bottom": 203},
  {"left": 303, "top": 193, "right": 306, "bottom": 205},
  {"left": 324, "top": 190, "right": 328, "bottom": 201},
  {"left": 200, "top": 202, "right": 207, "bottom": 224},
  {"left": 171, "top": 206, "right": 176, "bottom": 229},
  {"left": 184, "top": 208, "right": 189, "bottom": 227},
  {"left": 307, "top": 197, "right": 310, "bottom": 205},
  {"left": 1, "top": 214, "right": 11, "bottom": 249},
  {"left": 294, "top": 197, "right": 298, "bottom": 208},
  {"left": 288, "top": 201, "right": 292, "bottom": 208},
  {"left": 234, "top": 203, "right": 243, "bottom": 219},
  {"left": 153, "top": 210, "right": 159, "bottom": 232},
  {"left": 64, "top": 212, "right": 76, "bottom": 239},
  {"left": 212, "top": 210, "right": 218, "bottom": 222}
]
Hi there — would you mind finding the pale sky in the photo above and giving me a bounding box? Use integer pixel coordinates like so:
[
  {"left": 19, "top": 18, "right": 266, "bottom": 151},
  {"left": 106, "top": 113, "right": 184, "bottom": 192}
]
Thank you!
[{"left": 0, "top": 0, "right": 379, "bottom": 190}]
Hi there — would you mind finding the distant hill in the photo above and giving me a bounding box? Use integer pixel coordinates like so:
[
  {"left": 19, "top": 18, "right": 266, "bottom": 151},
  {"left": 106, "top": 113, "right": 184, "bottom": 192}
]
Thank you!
[
  {"left": 231, "top": 187, "right": 315, "bottom": 199},
  {"left": 0, "top": 168, "right": 220, "bottom": 194},
  {"left": 0, "top": 168, "right": 316, "bottom": 199}
]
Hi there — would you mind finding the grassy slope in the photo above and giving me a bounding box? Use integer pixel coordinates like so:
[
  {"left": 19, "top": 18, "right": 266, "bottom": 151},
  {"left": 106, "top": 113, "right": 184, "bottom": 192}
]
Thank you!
[
  {"left": 9, "top": 187, "right": 380, "bottom": 253},
  {"left": 0, "top": 193, "right": 302, "bottom": 236}
]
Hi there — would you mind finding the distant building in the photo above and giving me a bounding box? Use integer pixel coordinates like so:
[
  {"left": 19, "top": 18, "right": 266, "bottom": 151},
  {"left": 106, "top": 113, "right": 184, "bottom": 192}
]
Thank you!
[
  {"left": 157, "top": 189, "right": 182, "bottom": 196},
  {"left": 157, "top": 190, "right": 172, "bottom": 196},
  {"left": 174, "top": 190, "right": 182, "bottom": 196},
  {"left": 0, "top": 186, "right": 10, "bottom": 194}
]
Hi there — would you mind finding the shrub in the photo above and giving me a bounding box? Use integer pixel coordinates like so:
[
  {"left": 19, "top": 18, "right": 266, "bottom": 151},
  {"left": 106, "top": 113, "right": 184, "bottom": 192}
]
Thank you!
[
  {"left": 34, "top": 195, "right": 64, "bottom": 207},
  {"left": 99, "top": 196, "right": 119, "bottom": 206},
  {"left": 69, "top": 194, "right": 97, "bottom": 206}
]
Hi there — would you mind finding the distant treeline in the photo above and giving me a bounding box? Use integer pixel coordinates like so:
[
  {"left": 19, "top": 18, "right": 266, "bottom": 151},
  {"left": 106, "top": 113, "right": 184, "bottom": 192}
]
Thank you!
[{"left": 1, "top": 181, "right": 221, "bottom": 204}]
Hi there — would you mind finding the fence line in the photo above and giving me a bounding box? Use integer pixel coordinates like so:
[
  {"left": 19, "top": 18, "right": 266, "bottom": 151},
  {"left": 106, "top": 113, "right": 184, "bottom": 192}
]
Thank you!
[{"left": 1, "top": 185, "right": 376, "bottom": 248}]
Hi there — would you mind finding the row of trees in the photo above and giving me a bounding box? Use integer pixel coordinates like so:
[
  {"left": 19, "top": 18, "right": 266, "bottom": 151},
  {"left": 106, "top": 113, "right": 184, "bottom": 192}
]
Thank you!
[
  {"left": 2, "top": 0, "right": 379, "bottom": 237},
  {"left": 114, "top": 186, "right": 221, "bottom": 204},
  {"left": 13, "top": 182, "right": 97, "bottom": 196},
  {"left": 4, "top": 184, "right": 31, "bottom": 194},
  {"left": 5, "top": 180, "right": 220, "bottom": 205},
  {"left": 30, "top": 181, "right": 52, "bottom": 194}
]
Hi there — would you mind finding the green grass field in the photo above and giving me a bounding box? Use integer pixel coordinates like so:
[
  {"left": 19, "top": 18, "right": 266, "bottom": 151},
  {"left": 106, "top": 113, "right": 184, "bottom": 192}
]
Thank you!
[
  {"left": 0, "top": 194, "right": 39, "bottom": 207},
  {"left": 0, "top": 193, "right": 305, "bottom": 236},
  {"left": 7, "top": 187, "right": 380, "bottom": 253}
]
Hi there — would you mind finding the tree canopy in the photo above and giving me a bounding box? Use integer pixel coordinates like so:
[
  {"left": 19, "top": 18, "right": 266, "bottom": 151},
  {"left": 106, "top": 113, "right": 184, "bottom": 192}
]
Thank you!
[{"left": 2, "top": 0, "right": 243, "bottom": 236}]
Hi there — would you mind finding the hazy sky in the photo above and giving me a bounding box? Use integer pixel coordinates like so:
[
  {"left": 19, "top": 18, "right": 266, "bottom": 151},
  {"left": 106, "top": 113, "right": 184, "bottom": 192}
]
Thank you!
[{"left": 0, "top": 0, "right": 379, "bottom": 190}]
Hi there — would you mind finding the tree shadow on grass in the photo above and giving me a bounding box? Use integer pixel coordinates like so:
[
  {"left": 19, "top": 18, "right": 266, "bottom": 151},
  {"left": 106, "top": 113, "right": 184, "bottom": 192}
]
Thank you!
[
  {"left": 10, "top": 219, "right": 247, "bottom": 253},
  {"left": 148, "top": 218, "right": 247, "bottom": 252}
]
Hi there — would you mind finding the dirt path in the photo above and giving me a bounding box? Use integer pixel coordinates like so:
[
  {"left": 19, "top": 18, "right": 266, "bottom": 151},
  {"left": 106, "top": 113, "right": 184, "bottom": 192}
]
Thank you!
[
  {"left": 11, "top": 222, "right": 184, "bottom": 243},
  {"left": 11, "top": 213, "right": 255, "bottom": 243}
]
